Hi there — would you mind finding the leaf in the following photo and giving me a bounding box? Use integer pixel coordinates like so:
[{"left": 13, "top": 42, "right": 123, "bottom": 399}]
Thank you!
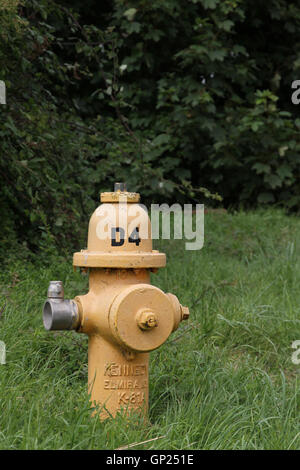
[
  {"left": 152, "top": 134, "right": 170, "bottom": 146},
  {"left": 251, "top": 121, "right": 263, "bottom": 132},
  {"left": 119, "top": 64, "right": 127, "bottom": 73},
  {"left": 124, "top": 8, "right": 137, "bottom": 21},
  {"left": 278, "top": 146, "right": 288, "bottom": 157},
  {"left": 201, "top": 0, "right": 218, "bottom": 9},
  {"left": 219, "top": 20, "right": 234, "bottom": 32},
  {"left": 276, "top": 164, "right": 293, "bottom": 180},
  {"left": 55, "top": 218, "right": 63, "bottom": 227},
  {"left": 207, "top": 49, "right": 227, "bottom": 62},
  {"left": 264, "top": 174, "right": 282, "bottom": 189},
  {"left": 252, "top": 163, "right": 271, "bottom": 174}
]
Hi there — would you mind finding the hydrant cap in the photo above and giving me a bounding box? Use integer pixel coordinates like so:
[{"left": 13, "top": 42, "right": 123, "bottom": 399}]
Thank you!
[
  {"left": 109, "top": 284, "right": 174, "bottom": 352},
  {"left": 73, "top": 184, "right": 166, "bottom": 269}
]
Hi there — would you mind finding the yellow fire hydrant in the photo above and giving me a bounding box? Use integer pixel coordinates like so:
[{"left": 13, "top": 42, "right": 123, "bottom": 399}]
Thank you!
[{"left": 43, "top": 183, "right": 189, "bottom": 420}]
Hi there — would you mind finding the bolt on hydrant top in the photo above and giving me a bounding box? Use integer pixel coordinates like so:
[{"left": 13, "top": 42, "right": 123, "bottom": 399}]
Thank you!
[{"left": 73, "top": 182, "right": 166, "bottom": 269}]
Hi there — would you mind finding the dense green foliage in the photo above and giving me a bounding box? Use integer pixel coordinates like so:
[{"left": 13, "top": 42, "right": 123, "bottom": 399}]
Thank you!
[
  {"left": 0, "top": 210, "right": 299, "bottom": 449},
  {"left": 0, "top": 0, "right": 300, "bottom": 254}
]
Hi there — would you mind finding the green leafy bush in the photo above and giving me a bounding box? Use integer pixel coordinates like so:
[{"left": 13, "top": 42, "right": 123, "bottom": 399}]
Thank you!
[
  {"left": 0, "top": 0, "right": 300, "bottom": 257},
  {"left": 103, "top": 0, "right": 300, "bottom": 208}
]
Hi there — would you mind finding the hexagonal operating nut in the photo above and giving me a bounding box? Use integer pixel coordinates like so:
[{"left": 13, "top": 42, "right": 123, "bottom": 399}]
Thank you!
[
  {"left": 181, "top": 306, "right": 190, "bottom": 320},
  {"left": 136, "top": 309, "right": 158, "bottom": 330}
]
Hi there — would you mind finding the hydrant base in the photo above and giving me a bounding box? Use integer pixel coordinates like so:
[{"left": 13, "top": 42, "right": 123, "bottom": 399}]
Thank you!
[{"left": 88, "top": 335, "right": 149, "bottom": 420}]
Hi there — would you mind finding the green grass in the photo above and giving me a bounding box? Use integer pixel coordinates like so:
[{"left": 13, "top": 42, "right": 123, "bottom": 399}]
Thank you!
[{"left": 0, "top": 208, "right": 299, "bottom": 449}]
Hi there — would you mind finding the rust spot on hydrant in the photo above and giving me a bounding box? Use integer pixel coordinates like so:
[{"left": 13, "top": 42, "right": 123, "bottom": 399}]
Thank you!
[{"left": 42, "top": 183, "right": 190, "bottom": 421}]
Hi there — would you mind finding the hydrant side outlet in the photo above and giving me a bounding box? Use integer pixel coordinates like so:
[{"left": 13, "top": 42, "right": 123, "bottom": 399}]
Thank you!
[{"left": 43, "top": 184, "right": 190, "bottom": 420}]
